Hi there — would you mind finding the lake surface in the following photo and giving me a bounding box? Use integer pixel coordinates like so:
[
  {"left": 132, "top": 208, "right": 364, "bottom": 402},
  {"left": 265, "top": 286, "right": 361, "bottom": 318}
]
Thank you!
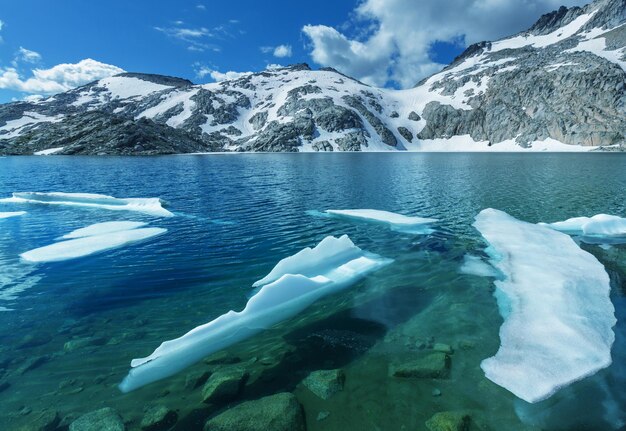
[{"left": 0, "top": 153, "right": 624, "bottom": 430}]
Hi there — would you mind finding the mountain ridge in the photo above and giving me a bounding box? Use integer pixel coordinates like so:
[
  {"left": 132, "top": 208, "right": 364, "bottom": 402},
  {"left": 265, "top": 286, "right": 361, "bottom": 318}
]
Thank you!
[{"left": 0, "top": 0, "right": 624, "bottom": 155}]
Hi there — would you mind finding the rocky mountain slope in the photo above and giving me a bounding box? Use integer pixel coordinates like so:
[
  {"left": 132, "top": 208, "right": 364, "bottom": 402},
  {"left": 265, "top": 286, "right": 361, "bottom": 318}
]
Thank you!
[{"left": 0, "top": 0, "right": 624, "bottom": 155}]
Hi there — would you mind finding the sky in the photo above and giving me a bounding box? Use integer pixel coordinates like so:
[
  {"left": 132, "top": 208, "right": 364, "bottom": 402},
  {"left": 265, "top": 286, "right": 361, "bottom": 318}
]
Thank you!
[{"left": 0, "top": 0, "right": 589, "bottom": 103}]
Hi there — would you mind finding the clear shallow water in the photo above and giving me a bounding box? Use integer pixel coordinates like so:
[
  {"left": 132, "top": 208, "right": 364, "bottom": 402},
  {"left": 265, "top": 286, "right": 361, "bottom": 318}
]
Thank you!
[{"left": 0, "top": 153, "right": 624, "bottom": 430}]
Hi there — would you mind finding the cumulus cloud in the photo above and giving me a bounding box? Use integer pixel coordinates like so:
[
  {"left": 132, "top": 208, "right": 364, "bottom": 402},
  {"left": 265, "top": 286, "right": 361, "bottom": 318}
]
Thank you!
[
  {"left": 273, "top": 44, "right": 292, "bottom": 58},
  {"left": 303, "top": 0, "right": 588, "bottom": 88},
  {"left": 0, "top": 58, "right": 124, "bottom": 94},
  {"left": 261, "top": 44, "right": 293, "bottom": 58},
  {"left": 194, "top": 65, "right": 251, "bottom": 82}
]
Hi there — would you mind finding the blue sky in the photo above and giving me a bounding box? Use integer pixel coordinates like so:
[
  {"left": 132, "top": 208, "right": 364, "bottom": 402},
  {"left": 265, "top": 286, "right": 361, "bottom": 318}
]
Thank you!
[{"left": 0, "top": 0, "right": 588, "bottom": 103}]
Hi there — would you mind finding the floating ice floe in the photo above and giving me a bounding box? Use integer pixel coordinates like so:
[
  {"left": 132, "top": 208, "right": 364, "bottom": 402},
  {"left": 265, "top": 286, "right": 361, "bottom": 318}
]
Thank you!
[
  {"left": 119, "top": 235, "right": 392, "bottom": 392},
  {"left": 312, "top": 209, "right": 437, "bottom": 234},
  {"left": 60, "top": 221, "right": 147, "bottom": 239},
  {"left": 458, "top": 254, "right": 500, "bottom": 278},
  {"left": 474, "top": 208, "right": 616, "bottom": 403},
  {"left": 1, "top": 192, "right": 173, "bottom": 217},
  {"left": 21, "top": 221, "right": 166, "bottom": 263},
  {"left": 540, "top": 214, "right": 626, "bottom": 243},
  {"left": 0, "top": 211, "right": 26, "bottom": 219}
]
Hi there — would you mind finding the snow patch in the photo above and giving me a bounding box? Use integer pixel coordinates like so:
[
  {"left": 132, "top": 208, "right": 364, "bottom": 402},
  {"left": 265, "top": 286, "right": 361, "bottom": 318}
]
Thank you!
[
  {"left": 474, "top": 208, "right": 615, "bottom": 403},
  {"left": 34, "top": 147, "right": 64, "bottom": 156},
  {"left": 490, "top": 11, "right": 597, "bottom": 52}
]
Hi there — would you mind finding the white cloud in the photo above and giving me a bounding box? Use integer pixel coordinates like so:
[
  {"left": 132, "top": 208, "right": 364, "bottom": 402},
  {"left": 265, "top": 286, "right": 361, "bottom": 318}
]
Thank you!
[
  {"left": 195, "top": 65, "right": 251, "bottom": 82},
  {"left": 196, "top": 4, "right": 206, "bottom": 10},
  {"left": 16, "top": 47, "right": 42, "bottom": 64},
  {"left": 273, "top": 44, "right": 292, "bottom": 58},
  {"left": 261, "top": 44, "right": 293, "bottom": 58},
  {"left": 303, "top": 0, "right": 588, "bottom": 88},
  {"left": 0, "top": 19, "right": 4, "bottom": 43},
  {"left": 0, "top": 58, "right": 124, "bottom": 94}
]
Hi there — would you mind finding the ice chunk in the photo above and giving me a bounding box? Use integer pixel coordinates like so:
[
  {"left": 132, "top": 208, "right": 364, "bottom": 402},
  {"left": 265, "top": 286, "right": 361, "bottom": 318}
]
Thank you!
[
  {"left": 253, "top": 235, "right": 367, "bottom": 287},
  {"left": 61, "top": 221, "right": 147, "bottom": 239},
  {"left": 119, "top": 235, "right": 391, "bottom": 392},
  {"left": 21, "top": 227, "right": 166, "bottom": 263},
  {"left": 474, "top": 208, "right": 616, "bottom": 403},
  {"left": 541, "top": 214, "right": 626, "bottom": 241},
  {"left": 459, "top": 254, "right": 499, "bottom": 277},
  {"left": 1, "top": 192, "right": 173, "bottom": 217},
  {"left": 0, "top": 211, "right": 26, "bottom": 219},
  {"left": 318, "top": 209, "right": 437, "bottom": 234}
]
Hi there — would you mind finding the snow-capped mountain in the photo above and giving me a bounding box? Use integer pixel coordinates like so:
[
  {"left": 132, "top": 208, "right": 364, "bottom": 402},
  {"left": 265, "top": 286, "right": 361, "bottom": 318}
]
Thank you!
[{"left": 0, "top": 0, "right": 624, "bottom": 155}]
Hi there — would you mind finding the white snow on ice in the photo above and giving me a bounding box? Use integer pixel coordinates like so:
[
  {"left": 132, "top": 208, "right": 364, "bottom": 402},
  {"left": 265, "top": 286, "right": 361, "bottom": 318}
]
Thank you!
[
  {"left": 0, "top": 211, "right": 26, "bottom": 219},
  {"left": 21, "top": 225, "right": 166, "bottom": 263},
  {"left": 119, "top": 235, "right": 392, "bottom": 392},
  {"left": 61, "top": 221, "right": 148, "bottom": 239},
  {"left": 474, "top": 208, "right": 616, "bottom": 403},
  {"left": 1, "top": 192, "right": 174, "bottom": 217},
  {"left": 541, "top": 214, "right": 626, "bottom": 240},
  {"left": 318, "top": 209, "right": 438, "bottom": 234}
]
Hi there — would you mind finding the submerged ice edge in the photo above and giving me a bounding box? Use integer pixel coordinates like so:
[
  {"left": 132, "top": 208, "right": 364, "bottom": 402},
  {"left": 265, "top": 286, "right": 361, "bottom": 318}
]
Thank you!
[
  {"left": 1, "top": 192, "right": 174, "bottom": 217},
  {"left": 0, "top": 211, "right": 26, "bottom": 219},
  {"left": 119, "top": 235, "right": 392, "bottom": 393},
  {"left": 308, "top": 209, "right": 438, "bottom": 234},
  {"left": 474, "top": 208, "right": 616, "bottom": 404}
]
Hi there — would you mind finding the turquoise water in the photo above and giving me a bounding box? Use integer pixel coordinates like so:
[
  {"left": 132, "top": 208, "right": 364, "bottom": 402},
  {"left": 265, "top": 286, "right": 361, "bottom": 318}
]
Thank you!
[{"left": 0, "top": 153, "right": 624, "bottom": 430}]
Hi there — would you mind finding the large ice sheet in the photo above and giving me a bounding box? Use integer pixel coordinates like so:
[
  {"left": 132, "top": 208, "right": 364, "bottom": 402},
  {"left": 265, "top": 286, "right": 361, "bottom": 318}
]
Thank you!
[
  {"left": 541, "top": 214, "right": 626, "bottom": 241},
  {"left": 119, "top": 235, "right": 391, "bottom": 392},
  {"left": 320, "top": 209, "right": 437, "bottom": 234},
  {"left": 1, "top": 192, "right": 173, "bottom": 217},
  {"left": 21, "top": 227, "right": 166, "bottom": 263},
  {"left": 474, "top": 208, "right": 615, "bottom": 403},
  {"left": 61, "top": 221, "right": 147, "bottom": 239},
  {"left": 0, "top": 211, "right": 26, "bottom": 219}
]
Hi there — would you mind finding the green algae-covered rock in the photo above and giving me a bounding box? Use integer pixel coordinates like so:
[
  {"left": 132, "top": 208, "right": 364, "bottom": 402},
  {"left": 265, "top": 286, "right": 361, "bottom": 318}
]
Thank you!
[{"left": 204, "top": 392, "right": 305, "bottom": 431}]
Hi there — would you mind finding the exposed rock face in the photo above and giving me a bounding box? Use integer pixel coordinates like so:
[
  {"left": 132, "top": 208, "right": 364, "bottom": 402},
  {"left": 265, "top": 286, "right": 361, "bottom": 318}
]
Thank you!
[
  {"left": 203, "top": 393, "right": 305, "bottom": 431},
  {"left": 0, "top": 0, "right": 624, "bottom": 154}
]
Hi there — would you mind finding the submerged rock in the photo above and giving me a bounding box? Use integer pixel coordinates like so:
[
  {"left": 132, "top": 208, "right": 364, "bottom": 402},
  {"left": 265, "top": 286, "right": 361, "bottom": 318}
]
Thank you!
[
  {"left": 64, "top": 336, "right": 106, "bottom": 352},
  {"left": 140, "top": 405, "right": 178, "bottom": 431},
  {"left": 203, "top": 392, "right": 305, "bottom": 431},
  {"left": 69, "top": 407, "right": 125, "bottom": 431},
  {"left": 301, "top": 369, "right": 345, "bottom": 400},
  {"left": 18, "top": 355, "right": 50, "bottom": 374},
  {"left": 389, "top": 353, "right": 451, "bottom": 379},
  {"left": 425, "top": 411, "right": 471, "bottom": 431},
  {"left": 201, "top": 368, "right": 248, "bottom": 404},
  {"left": 433, "top": 343, "right": 453, "bottom": 354},
  {"left": 20, "top": 409, "right": 60, "bottom": 431}
]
